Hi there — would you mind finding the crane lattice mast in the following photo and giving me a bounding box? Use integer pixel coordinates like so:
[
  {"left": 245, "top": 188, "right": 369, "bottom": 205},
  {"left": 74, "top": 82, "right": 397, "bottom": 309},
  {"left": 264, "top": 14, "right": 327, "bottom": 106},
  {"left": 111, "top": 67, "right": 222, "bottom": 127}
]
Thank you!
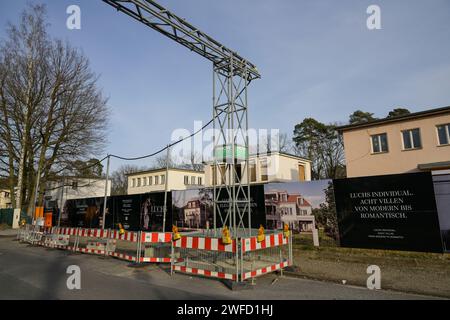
[{"left": 103, "top": 0, "right": 260, "bottom": 237}]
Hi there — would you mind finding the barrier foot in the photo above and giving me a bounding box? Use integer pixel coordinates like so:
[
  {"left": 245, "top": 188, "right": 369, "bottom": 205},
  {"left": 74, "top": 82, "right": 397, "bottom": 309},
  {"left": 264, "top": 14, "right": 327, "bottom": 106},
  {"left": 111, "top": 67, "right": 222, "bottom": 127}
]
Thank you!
[{"left": 221, "top": 279, "right": 253, "bottom": 291}]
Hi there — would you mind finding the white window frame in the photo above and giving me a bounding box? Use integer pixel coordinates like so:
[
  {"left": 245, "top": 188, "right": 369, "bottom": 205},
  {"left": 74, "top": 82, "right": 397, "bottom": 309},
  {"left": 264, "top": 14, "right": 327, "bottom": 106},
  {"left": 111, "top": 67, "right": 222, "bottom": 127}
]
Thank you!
[
  {"left": 370, "top": 133, "right": 388, "bottom": 154},
  {"left": 437, "top": 123, "right": 450, "bottom": 146},
  {"left": 260, "top": 158, "right": 268, "bottom": 182},
  {"left": 402, "top": 128, "right": 422, "bottom": 150}
]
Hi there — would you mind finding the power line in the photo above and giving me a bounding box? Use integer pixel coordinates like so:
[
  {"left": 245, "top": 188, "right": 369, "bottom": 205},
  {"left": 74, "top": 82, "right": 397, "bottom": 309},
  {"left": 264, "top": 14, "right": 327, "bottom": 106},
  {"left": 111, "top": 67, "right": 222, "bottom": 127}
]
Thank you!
[
  {"left": 109, "top": 110, "right": 222, "bottom": 161},
  {"left": 42, "top": 111, "right": 222, "bottom": 192}
]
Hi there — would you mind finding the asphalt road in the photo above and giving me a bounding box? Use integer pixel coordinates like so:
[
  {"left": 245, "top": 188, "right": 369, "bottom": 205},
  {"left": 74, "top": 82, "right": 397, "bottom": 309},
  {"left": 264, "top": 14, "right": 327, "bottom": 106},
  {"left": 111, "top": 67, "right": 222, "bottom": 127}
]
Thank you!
[{"left": 0, "top": 236, "right": 441, "bottom": 300}]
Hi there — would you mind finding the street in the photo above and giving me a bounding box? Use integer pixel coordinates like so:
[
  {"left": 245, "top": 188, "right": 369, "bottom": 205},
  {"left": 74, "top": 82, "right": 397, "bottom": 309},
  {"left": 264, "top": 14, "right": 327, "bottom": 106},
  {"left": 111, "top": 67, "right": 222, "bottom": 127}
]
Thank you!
[{"left": 0, "top": 236, "right": 440, "bottom": 300}]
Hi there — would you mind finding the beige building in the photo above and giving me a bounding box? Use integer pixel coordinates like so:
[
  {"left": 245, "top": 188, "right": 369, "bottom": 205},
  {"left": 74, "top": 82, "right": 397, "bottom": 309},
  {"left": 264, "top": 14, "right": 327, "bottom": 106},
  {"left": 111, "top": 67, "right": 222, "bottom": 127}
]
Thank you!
[
  {"left": 0, "top": 189, "right": 12, "bottom": 209},
  {"left": 204, "top": 151, "right": 312, "bottom": 187},
  {"left": 127, "top": 168, "right": 205, "bottom": 195},
  {"left": 44, "top": 177, "right": 111, "bottom": 212},
  {"left": 338, "top": 106, "right": 450, "bottom": 178}
]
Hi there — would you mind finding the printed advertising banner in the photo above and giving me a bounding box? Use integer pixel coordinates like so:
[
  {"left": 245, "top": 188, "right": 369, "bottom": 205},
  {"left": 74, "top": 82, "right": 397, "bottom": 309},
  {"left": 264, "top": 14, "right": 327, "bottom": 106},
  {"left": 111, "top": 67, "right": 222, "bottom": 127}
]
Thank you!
[
  {"left": 333, "top": 172, "right": 443, "bottom": 253},
  {"left": 172, "top": 185, "right": 266, "bottom": 230},
  {"left": 64, "top": 192, "right": 171, "bottom": 232}
]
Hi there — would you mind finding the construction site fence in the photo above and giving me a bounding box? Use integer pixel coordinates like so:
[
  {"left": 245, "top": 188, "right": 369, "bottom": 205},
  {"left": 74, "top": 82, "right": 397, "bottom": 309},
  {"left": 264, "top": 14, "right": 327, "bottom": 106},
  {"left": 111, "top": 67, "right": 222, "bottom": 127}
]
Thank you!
[
  {"left": 17, "top": 225, "right": 292, "bottom": 282},
  {"left": 17, "top": 225, "right": 173, "bottom": 264},
  {"left": 171, "top": 230, "right": 293, "bottom": 282}
]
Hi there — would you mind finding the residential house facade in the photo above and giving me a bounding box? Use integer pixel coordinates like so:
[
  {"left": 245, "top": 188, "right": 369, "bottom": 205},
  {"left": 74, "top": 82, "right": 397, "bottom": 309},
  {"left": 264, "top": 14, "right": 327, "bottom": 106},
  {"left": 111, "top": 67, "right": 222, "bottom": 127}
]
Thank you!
[
  {"left": 205, "top": 152, "right": 312, "bottom": 187},
  {"left": 0, "top": 189, "right": 12, "bottom": 209},
  {"left": 338, "top": 106, "right": 450, "bottom": 178},
  {"left": 265, "top": 190, "right": 314, "bottom": 231},
  {"left": 127, "top": 168, "right": 204, "bottom": 195}
]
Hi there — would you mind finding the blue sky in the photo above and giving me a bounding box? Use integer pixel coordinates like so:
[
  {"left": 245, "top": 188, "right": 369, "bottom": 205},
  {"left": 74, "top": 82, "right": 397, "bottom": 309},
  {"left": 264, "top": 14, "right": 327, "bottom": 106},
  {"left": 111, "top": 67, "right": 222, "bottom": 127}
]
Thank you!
[{"left": 1, "top": 0, "right": 450, "bottom": 171}]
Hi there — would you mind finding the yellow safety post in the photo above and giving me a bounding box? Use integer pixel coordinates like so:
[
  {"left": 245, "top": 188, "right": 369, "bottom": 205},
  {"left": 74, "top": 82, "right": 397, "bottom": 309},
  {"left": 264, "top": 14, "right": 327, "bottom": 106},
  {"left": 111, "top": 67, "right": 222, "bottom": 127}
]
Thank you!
[
  {"left": 257, "top": 224, "right": 265, "bottom": 243},
  {"left": 283, "top": 223, "right": 290, "bottom": 239},
  {"left": 221, "top": 225, "right": 231, "bottom": 245},
  {"left": 172, "top": 225, "right": 181, "bottom": 241},
  {"left": 118, "top": 223, "right": 125, "bottom": 235}
]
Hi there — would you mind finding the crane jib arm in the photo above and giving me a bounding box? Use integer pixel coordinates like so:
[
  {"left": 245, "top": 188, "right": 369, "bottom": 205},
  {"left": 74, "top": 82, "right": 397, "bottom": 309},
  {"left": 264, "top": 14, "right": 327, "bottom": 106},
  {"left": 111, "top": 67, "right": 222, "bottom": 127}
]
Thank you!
[{"left": 102, "top": 0, "right": 261, "bottom": 80}]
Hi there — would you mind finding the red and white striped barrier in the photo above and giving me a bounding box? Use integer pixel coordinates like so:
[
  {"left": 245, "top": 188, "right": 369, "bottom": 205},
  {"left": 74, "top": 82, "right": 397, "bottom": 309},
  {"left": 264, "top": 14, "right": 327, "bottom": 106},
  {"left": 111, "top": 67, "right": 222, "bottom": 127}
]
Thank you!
[
  {"left": 109, "top": 230, "right": 139, "bottom": 242},
  {"left": 109, "top": 252, "right": 137, "bottom": 262},
  {"left": 241, "top": 260, "right": 291, "bottom": 280},
  {"left": 173, "top": 236, "right": 236, "bottom": 253},
  {"left": 78, "top": 228, "right": 109, "bottom": 238},
  {"left": 241, "top": 232, "right": 288, "bottom": 253},
  {"left": 55, "top": 227, "right": 78, "bottom": 236},
  {"left": 141, "top": 232, "right": 172, "bottom": 243},
  {"left": 172, "top": 265, "right": 237, "bottom": 281},
  {"left": 140, "top": 257, "right": 172, "bottom": 263}
]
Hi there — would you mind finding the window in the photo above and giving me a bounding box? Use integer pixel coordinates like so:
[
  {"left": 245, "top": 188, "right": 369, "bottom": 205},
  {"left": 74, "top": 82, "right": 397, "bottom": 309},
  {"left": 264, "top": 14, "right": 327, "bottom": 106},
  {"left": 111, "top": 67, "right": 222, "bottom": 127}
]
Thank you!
[
  {"left": 155, "top": 176, "right": 159, "bottom": 185},
  {"left": 132, "top": 179, "right": 136, "bottom": 188},
  {"left": 184, "top": 175, "right": 189, "bottom": 185},
  {"left": 402, "top": 128, "right": 422, "bottom": 150},
  {"left": 260, "top": 159, "right": 268, "bottom": 181},
  {"left": 191, "top": 176, "right": 196, "bottom": 185},
  {"left": 137, "top": 178, "right": 141, "bottom": 187},
  {"left": 198, "top": 177, "right": 202, "bottom": 185},
  {"left": 148, "top": 176, "right": 153, "bottom": 185},
  {"left": 71, "top": 181, "right": 78, "bottom": 190},
  {"left": 161, "top": 175, "right": 165, "bottom": 185},
  {"left": 437, "top": 124, "right": 450, "bottom": 145},
  {"left": 249, "top": 161, "right": 256, "bottom": 182},
  {"left": 371, "top": 133, "right": 388, "bottom": 153},
  {"left": 143, "top": 177, "right": 147, "bottom": 186}
]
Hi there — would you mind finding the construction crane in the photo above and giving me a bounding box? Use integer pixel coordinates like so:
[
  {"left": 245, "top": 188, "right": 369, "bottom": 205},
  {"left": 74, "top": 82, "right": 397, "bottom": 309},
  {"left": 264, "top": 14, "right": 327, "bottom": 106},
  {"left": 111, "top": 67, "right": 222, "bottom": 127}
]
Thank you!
[{"left": 102, "top": 0, "right": 260, "bottom": 238}]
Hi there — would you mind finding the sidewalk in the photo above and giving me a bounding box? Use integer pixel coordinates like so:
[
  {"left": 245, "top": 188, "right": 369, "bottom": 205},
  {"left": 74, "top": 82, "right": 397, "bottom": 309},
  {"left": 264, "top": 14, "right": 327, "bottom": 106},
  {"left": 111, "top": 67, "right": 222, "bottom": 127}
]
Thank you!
[{"left": 0, "top": 228, "right": 18, "bottom": 237}]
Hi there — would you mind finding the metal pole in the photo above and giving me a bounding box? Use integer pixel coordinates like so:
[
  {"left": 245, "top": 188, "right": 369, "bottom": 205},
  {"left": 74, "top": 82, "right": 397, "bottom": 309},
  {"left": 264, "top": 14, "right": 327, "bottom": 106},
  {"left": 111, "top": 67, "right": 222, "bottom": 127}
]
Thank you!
[
  {"left": 31, "top": 165, "right": 42, "bottom": 226},
  {"left": 102, "top": 155, "right": 110, "bottom": 230},
  {"left": 57, "top": 177, "right": 65, "bottom": 227},
  {"left": 245, "top": 68, "right": 251, "bottom": 237},
  {"left": 163, "top": 145, "right": 170, "bottom": 232},
  {"left": 212, "top": 65, "right": 217, "bottom": 237}
]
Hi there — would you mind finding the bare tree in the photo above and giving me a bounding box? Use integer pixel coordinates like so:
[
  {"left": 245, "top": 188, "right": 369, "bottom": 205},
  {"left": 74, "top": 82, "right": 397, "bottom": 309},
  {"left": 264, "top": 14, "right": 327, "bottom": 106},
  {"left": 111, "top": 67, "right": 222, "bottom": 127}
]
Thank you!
[
  {"left": 0, "top": 4, "right": 109, "bottom": 213},
  {"left": 110, "top": 165, "right": 147, "bottom": 195}
]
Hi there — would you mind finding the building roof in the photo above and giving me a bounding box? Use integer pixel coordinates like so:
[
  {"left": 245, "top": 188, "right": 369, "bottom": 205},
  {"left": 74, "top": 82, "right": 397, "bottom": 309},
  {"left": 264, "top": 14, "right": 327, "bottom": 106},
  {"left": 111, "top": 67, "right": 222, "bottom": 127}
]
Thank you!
[
  {"left": 47, "top": 176, "right": 106, "bottom": 181},
  {"left": 265, "top": 190, "right": 312, "bottom": 207},
  {"left": 337, "top": 106, "right": 450, "bottom": 133},
  {"left": 254, "top": 151, "right": 311, "bottom": 162},
  {"left": 287, "top": 195, "right": 311, "bottom": 207},
  {"left": 204, "top": 151, "right": 311, "bottom": 164},
  {"left": 127, "top": 167, "right": 205, "bottom": 177}
]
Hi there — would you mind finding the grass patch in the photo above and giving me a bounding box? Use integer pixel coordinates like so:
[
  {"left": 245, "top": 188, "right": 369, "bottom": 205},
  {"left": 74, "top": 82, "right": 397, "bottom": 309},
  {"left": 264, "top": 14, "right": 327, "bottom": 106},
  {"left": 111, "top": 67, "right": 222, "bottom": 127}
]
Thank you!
[{"left": 292, "top": 230, "right": 449, "bottom": 261}]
